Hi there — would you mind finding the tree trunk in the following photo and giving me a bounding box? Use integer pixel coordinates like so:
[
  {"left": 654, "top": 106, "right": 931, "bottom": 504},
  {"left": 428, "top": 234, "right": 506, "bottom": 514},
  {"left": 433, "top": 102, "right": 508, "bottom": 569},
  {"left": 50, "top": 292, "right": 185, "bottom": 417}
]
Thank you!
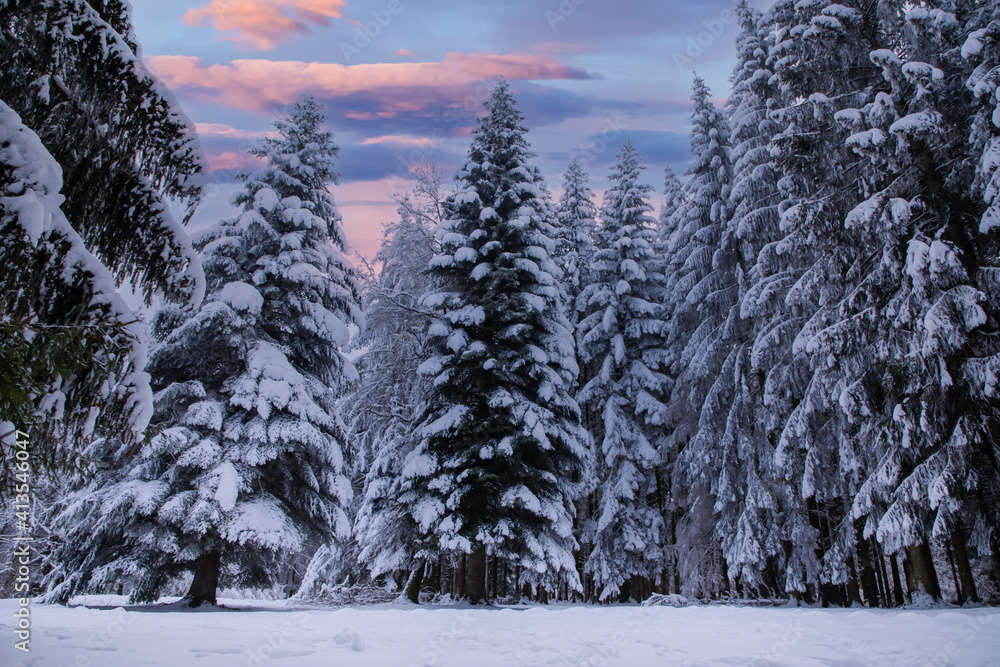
[
  {"left": 487, "top": 554, "right": 498, "bottom": 600},
  {"left": 907, "top": 542, "right": 941, "bottom": 600},
  {"left": 871, "top": 542, "right": 887, "bottom": 607},
  {"left": 184, "top": 550, "right": 221, "bottom": 607},
  {"left": 889, "top": 552, "right": 905, "bottom": 606},
  {"left": 951, "top": 525, "right": 979, "bottom": 604},
  {"left": 874, "top": 540, "right": 892, "bottom": 607},
  {"left": 992, "top": 532, "right": 1000, "bottom": 595},
  {"left": 854, "top": 522, "right": 880, "bottom": 607},
  {"left": 946, "top": 539, "right": 963, "bottom": 603},
  {"left": 428, "top": 558, "right": 440, "bottom": 594},
  {"left": 902, "top": 553, "right": 915, "bottom": 603},
  {"left": 846, "top": 555, "right": 863, "bottom": 606},
  {"left": 500, "top": 561, "right": 508, "bottom": 600},
  {"left": 453, "top": 553, "right": 466, "bottom": 599},
  {"left": 466, "top": 545, "right": 487, "bottom": 604},
  {"left": 404, "top": 560, "right": 424, "bottom": 604}
]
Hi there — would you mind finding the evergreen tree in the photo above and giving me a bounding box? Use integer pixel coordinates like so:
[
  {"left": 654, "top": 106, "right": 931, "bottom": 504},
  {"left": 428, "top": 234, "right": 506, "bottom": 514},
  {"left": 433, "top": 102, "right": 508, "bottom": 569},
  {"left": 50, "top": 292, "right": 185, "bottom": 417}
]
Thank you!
[
  {"left": 553, "top": 159, "right": 598, "bottom": 323},
  {"left": 662, "top": 76, "right": 734, "bottom": 599},
  {"left": 0, "top": 101, "right": 149, "bottom": 490},
  {"left": 45, "top": 98, "right": 359, "bottom": 606},
  {"left": 837, "top": 3, "right": 999, "bottom": 604},
  {"left": 350, "top": 168, "right": 443, "bottom": 602},
  {"left": 969, "top": 1, "right": 1000, "bottom": 236},
  {"left": 576, "top": 140, "right": 669, "bottom": 600},
  {"left": 0, "top": 0, "right": 205, "bottom": 486},
  {"left": 964, "top": 0, "right": 1000, "bottom": 595},
  {"left": 657, "top": 165, "right": 684, "bottom": 248},
  {"left": 693, "top": 1, "right": 788, "bottom": 598},
  {"left": 754, "top": 0, "right": 881, "bottom": 604},
  {"left": 400, "top": 80, "right": 591, "bottom": 602}
]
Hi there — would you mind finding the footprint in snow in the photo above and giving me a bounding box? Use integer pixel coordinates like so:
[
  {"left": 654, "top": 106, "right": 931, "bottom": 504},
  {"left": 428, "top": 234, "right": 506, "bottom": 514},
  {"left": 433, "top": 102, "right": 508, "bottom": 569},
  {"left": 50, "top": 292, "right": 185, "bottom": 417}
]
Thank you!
[{"left": 334, "top": 628, "right": 366, "bottom": 652}]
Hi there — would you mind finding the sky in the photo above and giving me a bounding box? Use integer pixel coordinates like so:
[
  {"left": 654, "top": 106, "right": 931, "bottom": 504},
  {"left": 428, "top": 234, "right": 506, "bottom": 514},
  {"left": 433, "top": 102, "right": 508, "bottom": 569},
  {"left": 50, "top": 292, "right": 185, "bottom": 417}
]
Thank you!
[{"left": 130, "top": 0, "right": 767, "bottom": 260}]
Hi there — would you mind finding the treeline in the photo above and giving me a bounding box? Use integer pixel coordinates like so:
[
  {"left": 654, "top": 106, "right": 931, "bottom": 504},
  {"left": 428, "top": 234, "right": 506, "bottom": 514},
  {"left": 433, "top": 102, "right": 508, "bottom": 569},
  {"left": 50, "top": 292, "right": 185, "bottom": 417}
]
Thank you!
[
  {"left": 346, "top": 0, "right": 1000, "bottom": 607},
  {"left": 3, "top": 0, "right": 1000, "bottom": 609}
]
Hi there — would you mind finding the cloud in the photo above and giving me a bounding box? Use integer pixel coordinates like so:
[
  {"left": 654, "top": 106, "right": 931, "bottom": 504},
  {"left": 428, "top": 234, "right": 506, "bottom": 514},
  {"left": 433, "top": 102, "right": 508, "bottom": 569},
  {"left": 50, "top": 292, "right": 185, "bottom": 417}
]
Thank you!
[
  {"left": 183, "top": 0, "right": 347, "bottom": 50},
  {"left": 205, "top": 150, "right": 264, "bottom": 172},
  {"left": 147, "top": 52, "right": 594, "bottom": 114},
  {"left": 195, "top": 122, "right": 279, "bottom": 140},
  {"left": 396, "top": 49, "right": 419, "bottom": 57},
  {"left": 361, "top": 135, "right": 437, "bottom": 148},
  {"left": 338, "top": 140, "right": 465, "bottom": 184}
]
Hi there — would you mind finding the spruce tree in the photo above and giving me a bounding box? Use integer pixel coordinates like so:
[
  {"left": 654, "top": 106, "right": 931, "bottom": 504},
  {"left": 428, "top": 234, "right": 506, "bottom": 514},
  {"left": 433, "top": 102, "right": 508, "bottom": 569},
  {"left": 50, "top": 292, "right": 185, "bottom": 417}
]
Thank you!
[
  {"left": 662, "top": 76, "right": 734, "bottom": 599},
  {"left": 351, "top": 169, "right": 443, "bottom": 601},
  {"left": 0, "top": 0, "right": 205, "bottom": 485},
  {"left": 836, "top": 4, "right": 1000, "bottom": 604},
  {"left": 964, "top": 0, "right": 1000, "bottom": 595},
  {"left": 0, "top": 101, "right": 150, "bottom": 490},
  {"left": 692, "top": 1, "right": 787, "bottom": 597},
  {"left": 576, "top": 140, "right": 669, "bottom": 601},
  {"left": 756, "top": 0, "right": 881, "bottom": 604},
  {"left": 553, "top": 159, "right": 599, "bottom": 325},
  {"left": 400, "top": 80, "right": 591, "bottom": 602},
  {"left": 45, "top": 98, "right": 359, "bottom": 606},
  {"left": 657, "top": 165, "right": 684, "bottom": 249}
]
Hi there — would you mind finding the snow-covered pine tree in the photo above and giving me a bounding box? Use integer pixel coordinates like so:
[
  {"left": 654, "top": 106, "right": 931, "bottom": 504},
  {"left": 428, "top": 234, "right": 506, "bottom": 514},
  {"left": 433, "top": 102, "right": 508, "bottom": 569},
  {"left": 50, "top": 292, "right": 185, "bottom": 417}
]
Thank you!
[
  {"left": 553, "top": 159, "right": 598, "bottom": 324},
  {"left": 969, "top": 1, "right": 1000, "bottom": 237},
  {"left": 576, "top": 139, "right": 669, "bottom": 601},
  {"left": 762, "top": 0, "right": 885, "bottom": 605},
  {"left": 834, "top": 4, "right": 1000, "bottom": 605},
  {"left": 44, "top": 97, "right": 359, "bottom": 606},
  {"left": 964, "top": 0, "right": 1000, "bottom": 596},
  {"left": 550, "top": 159, "right": 601, "bottom": 598},
  {"left": 692, "top": 0, "right": 787, "bottom": 599},
  {"left": 350, "top": 168, "right": 443, "bottom": 603},
  {"left": 663, "top": 76, "right": 734, "bottom": 446},
  {"left": 661, "top": 75, "right": 734, "bottom": 600},
  {"left": 400, "top": 80, "right": 591, "bottom": 603},
  {"left": 0, "top": 0, "right": 204, "bottom": 302},
  {"left": 0, "top": 100, "right": 149, "bottom": 489},
  {"left": 657, "top": 165, "right": 684, "bottom": 249},
  {"left": 0, "top": 0, "right": 205, "bottom": 485}
]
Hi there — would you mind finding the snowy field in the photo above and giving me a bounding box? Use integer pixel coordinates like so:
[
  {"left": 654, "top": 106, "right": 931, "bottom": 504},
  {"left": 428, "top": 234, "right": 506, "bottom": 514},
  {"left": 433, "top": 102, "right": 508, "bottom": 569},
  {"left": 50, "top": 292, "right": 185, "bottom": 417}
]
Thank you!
[{"left": 1, "top": 597, "right": 998, "bottom": 666}]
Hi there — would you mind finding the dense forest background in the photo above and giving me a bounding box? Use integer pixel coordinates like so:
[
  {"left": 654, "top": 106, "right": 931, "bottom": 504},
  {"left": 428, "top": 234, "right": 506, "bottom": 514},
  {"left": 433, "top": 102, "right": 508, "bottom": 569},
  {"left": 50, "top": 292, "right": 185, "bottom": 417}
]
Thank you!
[{"left": 1, "top": 0, "right": 999, "bottom": 609}]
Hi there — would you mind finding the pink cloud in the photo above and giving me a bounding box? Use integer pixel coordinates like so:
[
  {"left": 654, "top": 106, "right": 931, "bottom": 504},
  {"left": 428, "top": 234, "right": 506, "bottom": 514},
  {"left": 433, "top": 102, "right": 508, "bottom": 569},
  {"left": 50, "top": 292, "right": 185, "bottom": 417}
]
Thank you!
[
  {"left": 205, "top": 150, "right": 265, "bottom": 172},
  {"left": 396, "top": 49, "right": 419, "bottom": 57},
  {"left": 361, "top": 135, "right": 437, "bottom": 148},
  {"left": 147, "top": 52, "right": 593, "bottom": 114},
  {"left": 183, "top": 0, "right": 347, "bottom": 50},
  {"left": 195, "top": 122, "right": 279, "bottom": 140}
]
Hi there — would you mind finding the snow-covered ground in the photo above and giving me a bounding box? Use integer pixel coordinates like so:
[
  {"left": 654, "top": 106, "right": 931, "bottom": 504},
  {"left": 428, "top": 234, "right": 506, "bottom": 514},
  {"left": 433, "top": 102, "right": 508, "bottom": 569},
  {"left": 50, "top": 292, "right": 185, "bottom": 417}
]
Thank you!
[{"left": 2, "top": 596, "right": 997, "bottom": 666}]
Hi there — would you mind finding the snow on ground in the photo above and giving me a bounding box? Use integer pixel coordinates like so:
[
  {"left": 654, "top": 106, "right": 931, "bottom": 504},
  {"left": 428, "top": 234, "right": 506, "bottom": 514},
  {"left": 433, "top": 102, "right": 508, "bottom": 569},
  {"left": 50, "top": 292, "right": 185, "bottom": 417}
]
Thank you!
[{"left": 1, "top": 596, "right": 997, "bottom": 666}]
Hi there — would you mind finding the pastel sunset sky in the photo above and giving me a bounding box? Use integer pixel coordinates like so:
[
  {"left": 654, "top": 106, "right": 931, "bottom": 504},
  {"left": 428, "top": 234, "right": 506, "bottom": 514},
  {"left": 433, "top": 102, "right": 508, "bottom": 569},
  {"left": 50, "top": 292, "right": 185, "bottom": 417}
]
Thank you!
[{"left": 130, "top": 0, "right": 763, "bottom": 259}]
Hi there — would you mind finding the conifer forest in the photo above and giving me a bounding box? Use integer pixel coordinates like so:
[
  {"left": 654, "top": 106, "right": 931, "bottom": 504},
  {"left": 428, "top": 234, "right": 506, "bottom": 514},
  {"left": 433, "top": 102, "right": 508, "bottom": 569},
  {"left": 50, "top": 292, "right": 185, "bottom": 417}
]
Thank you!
[{"left": 2, "top": 0, "right": 1000, "bottom": 664}]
